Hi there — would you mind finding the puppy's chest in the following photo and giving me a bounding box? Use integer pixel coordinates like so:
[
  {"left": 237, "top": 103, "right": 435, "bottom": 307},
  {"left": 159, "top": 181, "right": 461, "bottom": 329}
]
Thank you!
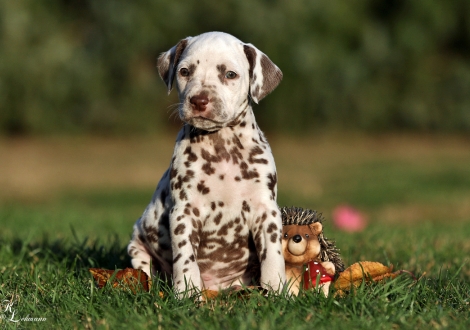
[{"left": 170, "top": 129, "right": 273, "bottom": 202}]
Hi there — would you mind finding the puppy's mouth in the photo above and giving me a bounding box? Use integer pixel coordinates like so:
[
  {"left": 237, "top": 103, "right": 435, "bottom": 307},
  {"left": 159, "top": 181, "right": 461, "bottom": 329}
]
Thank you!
[{"left": 185, "top": 116, "right": 225, "bottom": 131}]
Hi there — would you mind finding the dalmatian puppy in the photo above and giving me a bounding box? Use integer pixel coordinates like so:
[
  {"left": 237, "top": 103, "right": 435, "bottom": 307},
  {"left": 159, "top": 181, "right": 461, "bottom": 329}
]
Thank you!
[{"left": 127, "top": 32, "right": 286, "bottom": 295}]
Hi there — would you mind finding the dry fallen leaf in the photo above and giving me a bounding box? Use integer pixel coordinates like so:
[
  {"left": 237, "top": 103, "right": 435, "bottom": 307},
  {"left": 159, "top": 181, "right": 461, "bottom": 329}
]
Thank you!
[
  {"left": 201, "top": 290, "right": 219, "bottom": 300},
  {"left": 333, "top": 261, "right": 414, "bottom": 296},
  {"left": 89, "top": 268, "right": 152, "bottom": 293}
]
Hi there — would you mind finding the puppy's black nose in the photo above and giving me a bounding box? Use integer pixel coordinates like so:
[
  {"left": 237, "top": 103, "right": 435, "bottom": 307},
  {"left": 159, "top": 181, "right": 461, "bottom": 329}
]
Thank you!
[
  {"left": 190, "top": 94, "right": 209, "bottom": 112},
  {"left": 292, "top": 235, "right": 302, "bottom": 243}
]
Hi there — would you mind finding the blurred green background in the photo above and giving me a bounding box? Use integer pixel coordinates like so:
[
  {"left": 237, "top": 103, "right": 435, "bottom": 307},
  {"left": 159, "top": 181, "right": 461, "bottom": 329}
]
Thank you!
[
  {"left": 1, "top": 0, "right": 470, "bottom": 287},
  {"left": 2, "top": 0, "right": 470, "bottom": 136}
]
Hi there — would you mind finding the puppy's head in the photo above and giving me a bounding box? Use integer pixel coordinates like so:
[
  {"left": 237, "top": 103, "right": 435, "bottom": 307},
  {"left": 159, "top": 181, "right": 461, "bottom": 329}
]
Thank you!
[{"left": 157, "top": 32, "right": 282, "bottom": 131}]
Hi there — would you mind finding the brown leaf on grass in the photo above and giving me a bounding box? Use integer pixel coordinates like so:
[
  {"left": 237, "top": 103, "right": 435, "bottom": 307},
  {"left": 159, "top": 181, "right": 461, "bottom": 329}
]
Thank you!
[
  {"left": 333, "top": 261, "right": 415, "bottom": 296},
  {"left": 202, "top": 290, "right": 219, "bottom": 300},
  {"left": 89, "top": 268, "right": 152, "bottom": 293},
  {"left": 334, "top": 261, "right": 394, "bottom": 290}
]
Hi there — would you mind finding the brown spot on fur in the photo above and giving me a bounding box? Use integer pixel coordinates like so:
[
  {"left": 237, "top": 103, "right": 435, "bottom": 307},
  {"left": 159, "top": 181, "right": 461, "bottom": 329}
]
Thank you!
[
  {"left": 218, "top": 201, "right": 224, "bottom": 207},
  {"left": 240, "top": 161, "right": 259, "bottom": 180},
  {"left": 174, "top": 224, "right": 186, "bottom": 235},
  {"left": 267, "top": 173, "right": 277, "bottom": 200},
  {"left": 230, "top": 147, "right": 243, "bottom": 164},
  {"left": 202, "top": 162, "right": 215, "bottom": 175},
  {"left": 232, "top": 135, "right": 244, "bottom": 150},
  {"left": 267, "top": 222, "right": 278, "bottom": 233},
  {"left": 192, "top": 208, "right": 200, "bottom": 217},
  {"left": 217, "top": 224, "right": 229, "bottom": 236},
  {"left": 271, "top": 233, "right": 278, "bottom": 243},
  {"left": 211, "top": 202, "right": 216, "bottom": 211},
  {"left": 213, "top": 212, "right": 223, "bottom": 225},
  {"left": 173, "top": 253, "right": 182, "bottom": 263},
  {"left": 184, "top": 146, "right": 198, "bottom": 162},
  {"left": 188, "top": 63, "right": 196, "bottom": 76},
  {"left": 261, "top": 248, "right": 267, "bottom": 261},
  {"left": 217, "top": 64, "right": 227, "bottom": 85},
  {"left": 227, "top": 109, "right": 248, "bottom": 127},
  {"left": 184, "top": 170, "right": 194, "bottom": 180},
  {"left": 178, "top": 240, "right": 187, "bottom": 248},
  {"left": 248, "top": 146, "right": 268, "bottom": 164},
  {"left": 272, "top": 210, "right": 277, "bottom": 217},
  {"left": 197, "top": 180, "right": 210, "bottom": 194},
  {"left": 242, "top": 200, "right": 251, "bottom": 213},
  {"left": 219, "top": 174, "right": 225, "bottom": 180}
]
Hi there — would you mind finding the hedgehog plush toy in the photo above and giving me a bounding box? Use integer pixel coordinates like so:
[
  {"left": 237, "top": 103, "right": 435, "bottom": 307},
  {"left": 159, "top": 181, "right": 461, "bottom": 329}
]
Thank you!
[{"left": 281, "top": 207, "right": 345, "bottom": 296}]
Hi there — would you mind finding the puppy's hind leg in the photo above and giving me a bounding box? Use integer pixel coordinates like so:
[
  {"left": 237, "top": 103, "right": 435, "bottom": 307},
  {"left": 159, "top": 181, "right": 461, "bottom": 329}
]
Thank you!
[{"left": 128, "top": 223, "right": 153, "bottom": 278}]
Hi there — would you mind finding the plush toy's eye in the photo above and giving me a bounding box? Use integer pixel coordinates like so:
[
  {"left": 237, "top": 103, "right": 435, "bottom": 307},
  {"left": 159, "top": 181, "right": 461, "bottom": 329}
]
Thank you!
[
  {"left": 284, "top": 233, "right": 288, "bottom": 238},
  {"left": 305, "top": 234, "right": 309, "bottom": 238},
  {"left": 225, "top": 71, "right": 237, "bottom": 79},
  {"left": 180, "top": 68, "right": 190, "bottom": 77}
]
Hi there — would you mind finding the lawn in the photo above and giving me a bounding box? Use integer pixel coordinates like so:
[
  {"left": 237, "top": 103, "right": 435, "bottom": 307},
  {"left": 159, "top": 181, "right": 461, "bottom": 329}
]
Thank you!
[{"left": 1, "top": 133, "right": 469, "bottom": 329}]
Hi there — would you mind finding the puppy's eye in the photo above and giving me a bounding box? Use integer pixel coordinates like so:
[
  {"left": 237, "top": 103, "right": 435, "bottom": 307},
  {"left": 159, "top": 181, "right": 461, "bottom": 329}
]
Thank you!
[
  {"left": 225, "top": 71, "right": 237, "bottom": 79},
  {"left": 283, "top": 233, "right": 288, "bottom": 238},
  {"left": 180, "top": 68, "right": 190, "bottom": 77}
]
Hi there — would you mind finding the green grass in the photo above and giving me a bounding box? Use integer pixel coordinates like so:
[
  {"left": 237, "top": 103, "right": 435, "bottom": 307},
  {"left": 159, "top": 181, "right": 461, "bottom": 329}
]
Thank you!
[
  {"left": 1, "top": 134, "right": 469, "bottom": 328},
  {"left": 0, "top": 223, "right": 468, "bottom": 329}
]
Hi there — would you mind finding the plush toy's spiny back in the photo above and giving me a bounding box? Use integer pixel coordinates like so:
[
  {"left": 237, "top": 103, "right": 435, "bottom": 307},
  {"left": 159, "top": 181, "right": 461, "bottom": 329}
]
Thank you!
[{"left": 281, "top": 206, "right": 345, "bottom": 274}]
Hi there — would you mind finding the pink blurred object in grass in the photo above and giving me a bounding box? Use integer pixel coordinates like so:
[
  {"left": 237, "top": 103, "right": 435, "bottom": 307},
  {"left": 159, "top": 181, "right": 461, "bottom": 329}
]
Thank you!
[{"left": 332, "top": 205, "right": 367, "bottom": 232}]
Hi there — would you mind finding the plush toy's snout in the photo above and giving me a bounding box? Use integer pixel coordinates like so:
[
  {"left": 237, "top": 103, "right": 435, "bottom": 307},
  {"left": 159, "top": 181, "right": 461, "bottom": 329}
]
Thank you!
[{"left": 287, "top": 235, "right": 308, "bottom": 256}]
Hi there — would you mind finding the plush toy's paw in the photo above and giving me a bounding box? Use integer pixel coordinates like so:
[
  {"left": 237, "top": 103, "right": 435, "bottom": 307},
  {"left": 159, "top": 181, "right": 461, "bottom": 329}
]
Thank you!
[{"left": 321, "top": 261, "right": 335, "bottom": 275}]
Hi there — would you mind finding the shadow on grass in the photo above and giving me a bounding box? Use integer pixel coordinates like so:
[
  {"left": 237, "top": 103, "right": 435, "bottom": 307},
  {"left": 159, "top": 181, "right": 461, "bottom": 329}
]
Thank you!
[{"left": 2, "top": 227, "right": 131, "bottom": 272}]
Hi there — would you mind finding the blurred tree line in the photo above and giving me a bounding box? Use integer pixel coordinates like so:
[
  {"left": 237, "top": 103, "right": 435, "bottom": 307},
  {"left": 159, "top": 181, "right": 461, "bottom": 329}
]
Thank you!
[{"left": 1, "top": 0, "right": 470, "bottom": 135}]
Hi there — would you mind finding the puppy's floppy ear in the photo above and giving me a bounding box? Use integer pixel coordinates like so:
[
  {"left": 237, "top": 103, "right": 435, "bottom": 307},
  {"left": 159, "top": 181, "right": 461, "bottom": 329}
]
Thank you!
[
  {"left": 157, "top": 37, "right": 191, "bottom": 94},
  {"left": 243, "top": 43, "right": 283, "bottom": 104}
]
